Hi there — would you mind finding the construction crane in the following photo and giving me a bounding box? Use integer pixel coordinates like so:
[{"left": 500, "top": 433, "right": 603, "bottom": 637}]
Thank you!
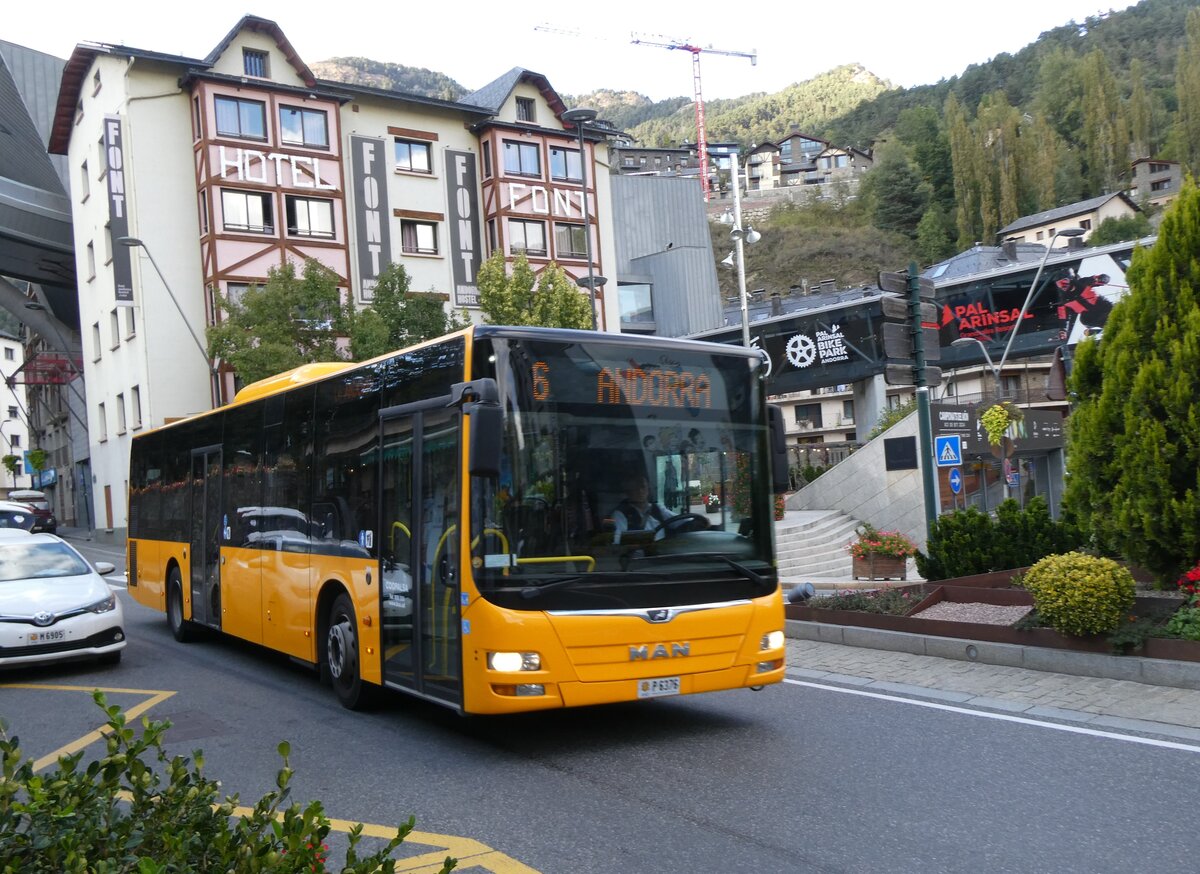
[{"left": 630, "top": 33, "right": 757, "bottom": 202}]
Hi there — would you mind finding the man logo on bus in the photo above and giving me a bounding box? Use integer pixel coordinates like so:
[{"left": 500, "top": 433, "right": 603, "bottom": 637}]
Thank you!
[{"left": 630, "top": 642, "right": 691, "bottom": 660}]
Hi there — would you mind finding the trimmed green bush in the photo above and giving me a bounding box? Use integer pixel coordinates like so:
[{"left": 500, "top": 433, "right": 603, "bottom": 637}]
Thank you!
[
  {"left": 1022, "top": 552, "right": 1136, "bottom": 636},
  {"left": 916, "top": 497, "right": 1083, "bottom": 581},
  {"left": 0, "top": 692, "right": 455, "bottom": 873}
]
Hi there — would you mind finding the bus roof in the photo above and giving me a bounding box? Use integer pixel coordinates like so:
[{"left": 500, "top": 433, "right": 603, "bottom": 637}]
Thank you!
[{"left": 232, "top": 362, "right": 356, "bottom": 404}]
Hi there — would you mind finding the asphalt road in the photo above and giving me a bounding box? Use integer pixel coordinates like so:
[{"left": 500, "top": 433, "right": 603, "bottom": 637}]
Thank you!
[{"left": 3, "top": 539, "right": 1199, "bottom": 873}]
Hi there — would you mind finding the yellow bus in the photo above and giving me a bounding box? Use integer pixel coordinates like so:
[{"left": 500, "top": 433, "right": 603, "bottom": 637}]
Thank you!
[{"left": 126, "top": 326, "right": 789, "bottom": 714}]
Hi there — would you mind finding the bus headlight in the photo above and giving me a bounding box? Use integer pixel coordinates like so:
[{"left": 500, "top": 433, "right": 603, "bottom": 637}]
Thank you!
[
  {"left": 760, "top": 630, "right": 784, "bottom": 651},
  {"left": 487, "top": 651, "right": 541, "bottom": 672}
]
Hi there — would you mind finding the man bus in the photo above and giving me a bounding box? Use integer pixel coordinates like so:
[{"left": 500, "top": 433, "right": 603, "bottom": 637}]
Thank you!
[{"left": 126, "top": 326, "right": 789, "bottom": 714}]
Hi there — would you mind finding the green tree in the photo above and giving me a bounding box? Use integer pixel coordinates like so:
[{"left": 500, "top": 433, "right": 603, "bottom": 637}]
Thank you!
[
  {"left": 346, "top": 263, "right": 467, "bottom": 361},
  {"left": 1063, "top": 178, "right": 1200, "bottom": 582},
  {"left": 1080, "top": 49, "right": 1130, "bottom": 194},
  {"left": 476, "top": 252, "right": 593, "bottom": 328},
  {"left": 1086, "top": 213, "right": 1154, "bottom": 246},
  {"left": 1175, "top": 8, "right": 1200, "bottom": 174},
  {"left": 945, "top": 93, "right": 983, "bottom": 248},
  {"left": 864, "top": 148, "right": 927, "bottom": 238},
  {"left": 208, "top": 259, "right": 349, "bottom": 386},
  {"left": 915, "top": 204, "right": 956, "bottom": 265}
]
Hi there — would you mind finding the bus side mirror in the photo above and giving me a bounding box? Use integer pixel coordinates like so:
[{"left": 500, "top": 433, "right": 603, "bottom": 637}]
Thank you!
[
  {"left": 469, "top": 404, "right": 502, "bottom": 479},
  {"left": 768, "top": 404, "right": 789, "bottom": 494}
]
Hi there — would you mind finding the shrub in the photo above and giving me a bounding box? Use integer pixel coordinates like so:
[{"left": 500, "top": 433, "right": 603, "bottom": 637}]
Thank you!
[
  {"left": 1022, "top": 552, "right": 1136, "bottom": 636},
  {"left": 1164, "top": 595, "right": 1200, "bottom": 641},
  {"left": 808, "top": 588, "right": 918, "bottom": 615},
  {"left": 0, "top": 692, "right": 455, "bottom": 873},
  {"left": 916, "top": 497, "right": 1083, "bottom": 581}
]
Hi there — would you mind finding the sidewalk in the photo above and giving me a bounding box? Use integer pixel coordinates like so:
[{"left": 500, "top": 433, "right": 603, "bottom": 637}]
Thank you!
[{"left": 785, "top": 635, "right": 1200, "bottom": 743}]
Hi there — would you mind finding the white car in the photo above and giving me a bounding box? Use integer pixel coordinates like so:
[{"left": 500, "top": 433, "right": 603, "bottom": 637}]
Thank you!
[{"left": 0, "top": 530, "right": 125, "bottom": 667}]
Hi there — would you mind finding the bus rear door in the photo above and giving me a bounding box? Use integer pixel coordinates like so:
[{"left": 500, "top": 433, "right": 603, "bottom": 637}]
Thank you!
[{"left": 189, "top": 445, "right": 223, "bottom": 630}]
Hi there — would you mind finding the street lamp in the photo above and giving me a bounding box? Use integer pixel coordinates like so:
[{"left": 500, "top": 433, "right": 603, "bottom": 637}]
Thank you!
[
  {"left": 726, "top": 151, "right": 761, "bottom": 348},
  {"left": 995, "top": 228, "right": 1086, "bottom": 377},
  {"left": 951, "top": 337, "right": 1001, "bottom": 397},
  {"left": 561, "top": 107, "right": 600, "bottom": 331},
  {"left": 117, "top": 236, "right": 211, "bottom": 370}
]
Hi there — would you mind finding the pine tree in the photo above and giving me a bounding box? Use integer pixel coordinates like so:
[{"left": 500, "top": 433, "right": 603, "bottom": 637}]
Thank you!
[
  {"left": 1080, "top": 49, "right": 1130, "bottom": 194},
  {"left": 1063, "top": 179, "right": 1200, "bottom": 581},
  {"left": 865, "top": 149, "right": 927, "bottom": 238},
  {"left": 1128, "top": 59, "right": 1154, "bottom": 160},
  {"left": 945, "top": 93, "right": 982, "bottom": 248},
  {"left": 1175, "top": 8, "right": 1200, "bottom": 174}
]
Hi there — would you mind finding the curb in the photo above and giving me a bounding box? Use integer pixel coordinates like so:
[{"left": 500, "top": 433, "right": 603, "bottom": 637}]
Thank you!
[{"left": 785, "top": 619, "right": 1200, "bottom": 692}]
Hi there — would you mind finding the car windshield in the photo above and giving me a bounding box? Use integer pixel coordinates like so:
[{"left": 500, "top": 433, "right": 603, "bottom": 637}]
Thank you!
[
  {"left": 0, "top": 509, "right": 35, "bottom": 530},
  {"left": 470, "top": 335, "right": 776, "bottom": 611},
  {"left": 0, "top": 541, "right": 92, "bottom": 582}
]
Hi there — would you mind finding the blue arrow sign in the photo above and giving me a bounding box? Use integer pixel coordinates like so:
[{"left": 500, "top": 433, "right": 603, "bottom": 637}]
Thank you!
[
  {"left": 934, "top": 435, "right": 962, "bottom": 468},
  {"left": 949, "top": 468, "right": 963, "bottom": 494}
]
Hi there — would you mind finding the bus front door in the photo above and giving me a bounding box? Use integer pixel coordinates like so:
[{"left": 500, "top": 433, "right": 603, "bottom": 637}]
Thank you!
[
  {"left": 379, "top": 406, "right": 462, "bottom": 707},
  {"left": 188, "top": 446, "right": 223, "bottom": 629}
]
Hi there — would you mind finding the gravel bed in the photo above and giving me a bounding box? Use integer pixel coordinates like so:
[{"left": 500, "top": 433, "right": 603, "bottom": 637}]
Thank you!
[{"left": 910, "top": 601, "right": 1032, "bottom": 625}]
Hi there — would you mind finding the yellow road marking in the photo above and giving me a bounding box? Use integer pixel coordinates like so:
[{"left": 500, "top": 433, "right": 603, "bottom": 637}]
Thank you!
[
  {"left": 0, "top": 682, "right": 176, "bottom": 773},
  {"left": 5, "top": 683, "right": 540, "bottom": 872}
]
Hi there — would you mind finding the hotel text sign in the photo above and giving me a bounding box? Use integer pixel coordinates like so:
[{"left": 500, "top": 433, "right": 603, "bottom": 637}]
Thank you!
[
  {"left": 217, "top": 146, "right": 337, "bottom": 189},
  {"left": 104, "top": 116, "right": 134, "bottom": 306},
  {"left": 447, "top": 151, "right": 483, "bottom": 307}
]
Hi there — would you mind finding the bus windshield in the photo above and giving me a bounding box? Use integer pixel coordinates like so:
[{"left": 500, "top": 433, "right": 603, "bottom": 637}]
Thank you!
[{"left": 471, "top": 335, "right": 775, "bottom": 611}]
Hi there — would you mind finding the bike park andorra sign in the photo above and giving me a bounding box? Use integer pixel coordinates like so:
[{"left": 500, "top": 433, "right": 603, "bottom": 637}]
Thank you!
[{"left": 692, "top": 241, "right": 1138, "bottom": 396}]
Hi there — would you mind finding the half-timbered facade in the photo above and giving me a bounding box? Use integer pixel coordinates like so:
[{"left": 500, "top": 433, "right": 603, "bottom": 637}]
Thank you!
[{"left": 49, "top": 16, "right": 620, "bottom": 531}]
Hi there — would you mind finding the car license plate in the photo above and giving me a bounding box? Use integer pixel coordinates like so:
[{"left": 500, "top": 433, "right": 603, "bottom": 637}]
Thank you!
[
  {"left": 29, "top": 629, "right": 65, "bottom": 643},
  {"left": 637, "top": 676, "right": 680, "bottom": 699}
]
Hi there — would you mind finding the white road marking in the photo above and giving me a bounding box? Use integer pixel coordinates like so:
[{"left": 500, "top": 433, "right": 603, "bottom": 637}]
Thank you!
[{"left": 784, "top": 677, "right": 1200, "bottom": 754}]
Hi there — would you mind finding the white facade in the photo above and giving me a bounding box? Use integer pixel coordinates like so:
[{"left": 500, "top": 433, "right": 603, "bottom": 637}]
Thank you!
[
  {"left": 52, "top": 16, "right": 621, "bottom": 530},
  {"left": 0, "top": 332, "right": 32, "bottom": 491}
]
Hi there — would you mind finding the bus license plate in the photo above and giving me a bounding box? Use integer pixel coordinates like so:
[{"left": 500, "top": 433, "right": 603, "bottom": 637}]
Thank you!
[
  {"left": 30, "top": 629, "right": 65, "bottom": 643},
  {"left": 638, "top": 676, "right": 680, "bottom": 699}
]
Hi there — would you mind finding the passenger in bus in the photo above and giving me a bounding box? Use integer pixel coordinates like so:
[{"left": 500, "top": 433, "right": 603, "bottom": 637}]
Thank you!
[{"left": 610, "top": 472, "right": 672, "bottom": 544}]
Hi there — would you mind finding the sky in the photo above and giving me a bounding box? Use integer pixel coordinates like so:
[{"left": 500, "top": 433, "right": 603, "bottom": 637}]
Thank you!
[{"left": 6, "top": 1, "right": 1129, "bottom": 102}]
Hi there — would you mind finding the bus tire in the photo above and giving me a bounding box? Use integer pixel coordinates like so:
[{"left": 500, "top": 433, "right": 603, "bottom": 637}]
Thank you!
[
  {"left": 327, "top": 593, "right": 371, "bottom": 710},
  {"left": 167, "top": 569, "right": 197, "bottom": 643}
]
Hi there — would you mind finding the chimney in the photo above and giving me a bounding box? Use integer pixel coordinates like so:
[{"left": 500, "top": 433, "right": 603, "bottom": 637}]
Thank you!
[
  {"left": 1001, "top": 240, "right": 1018, "bottom": 261},
  {"left": 1067, "top": 235, "right": 1085, "bottom": 250},
  {"left": 770, "top": 290, "right": 783, "bottom": 316}
]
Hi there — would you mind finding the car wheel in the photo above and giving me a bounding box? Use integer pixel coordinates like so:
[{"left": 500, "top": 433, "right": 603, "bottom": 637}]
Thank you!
[
  {"left": 167, "top": 569, "right": 197, "bottom": 643},
  {"left": 326, "top": 592, "right": 372, "bottom": 710}
]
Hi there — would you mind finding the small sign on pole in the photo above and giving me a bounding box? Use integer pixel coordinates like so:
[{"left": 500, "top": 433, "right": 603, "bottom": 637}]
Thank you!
[{"left": 934, "top": 434, "right": 962, "bottom": 467}]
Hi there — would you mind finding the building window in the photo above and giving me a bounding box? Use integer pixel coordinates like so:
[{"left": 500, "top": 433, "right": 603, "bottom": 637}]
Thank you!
[
  {"left": 86, "top": 242, "right": 96, "bottom": 279},
  {"left": 2, "top": 349, "right": 11, "bottom": 363},
  {"left": 6, "top": 406, "right": 15, "bottom": 419},
  {"left": 92, "top": 323, "right": 101, "bottom": 361},
  {"left": 110, "top": 309, "right": 120, "bottom": 350},
  {"left": 97, "top": 402, "right": 107, "bottom": 442},
  {"left": 503, "top": 141, "right": 541, "bottom": 177},
  {"left": 80, "top": 161, "right": 90, "bottom": 200},
  {"left": 214, "top": 96, "right": 267, "bottom": 141},
  {"left": 1080, "top": 219, "right": 1092, "bottom": 230},
  {"left": 482, "top": 141, "right": 492, "bottom": 178},
  {"left": 1150, "top": 162, "right": 1171, "bottom": 173},
  {"left": 125, "top": 307, "right": 136, "bottom": 338},
  {"left": 516, "top": 97, "right": 535, "bottom": 123},
  {"left": 225, "top": 283, "right": 250, "bottom": 307},
  {"left": 1035, "top": 231, "right": 1044, "bottom": 241},
  {"left": 554, "top": 223, "right": 587, "bottom": 258},
  {"left": 1151, "top": 179, "right": 1172, "bottom": 192},
  {"left": 550, "top": 147, "right": 582, "bottom": 181},
  {"left": 618, "top": 283, "right": 654, "bottom": 326},
  {"left": 400, "top": 220, "right": 438, "bottom": 255},
  {"left": 509, "top": 219, "right": 546, "bottom": 256},
  {"left": 193, "top": 97, "right": 202, "bottom": 139},
  {"left": 9, "top": 434, "right": 18, "bottom": 448},
  {"left": 284, "top": 195, "right": 334, "bottom": 238},
  {"left": 487, "top": 219, "right": 497, "bottom": 253},
  {"left": 92, "top": 68, "right": 102, "bottom": 95},
  {"left": 221, "top": 189, "right": 274, "bottom": 233},
  {"left": 280, "top": 105, "right": 329, "bottom": 148},
  {"left": 394, "top": 139, "right": 432, "bottom": 174},
  {"left": 116, "top": 393, "right": 126, "bottom": 434},
  {"left": 131, "top": 385, "right": 142, "bottom": 429},
  {"left": 842, "top": 400, "right": 855, "bottom": 422},
  {"left": 243, "top": 49, "right": 269, "bottom": 78},
  {"left": 198, "top": 191, "right": 209, "bottom": 234}
]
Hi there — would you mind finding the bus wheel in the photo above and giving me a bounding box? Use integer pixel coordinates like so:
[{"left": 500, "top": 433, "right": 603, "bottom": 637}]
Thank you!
[
  {"left": 167, "top": 569, "right": 197, "bottom": 643},
  {"left": 327, "top": 593, "right": 369, "bottom": 710}
]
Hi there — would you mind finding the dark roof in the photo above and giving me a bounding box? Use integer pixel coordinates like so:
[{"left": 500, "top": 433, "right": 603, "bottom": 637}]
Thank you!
[
  {"left": 922, "top": 242, "right": 1053, "bottom": 283},
  {"left": 998, "top": 192, "right": 1140, "bottom": 237},
  {"left": 321, "top": 78, "right": 491, "bottom": 115},
  {"left": 459, "top": 67, "right": 566, "bottom": 120},
  {"left": 203, "top": 15, "right": 315, "bottom": 86}
]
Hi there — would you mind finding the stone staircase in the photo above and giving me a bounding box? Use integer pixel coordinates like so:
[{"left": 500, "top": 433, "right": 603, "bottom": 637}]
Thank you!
[{"left": 773, "top": 508, "right": 863, "bottom": 583}]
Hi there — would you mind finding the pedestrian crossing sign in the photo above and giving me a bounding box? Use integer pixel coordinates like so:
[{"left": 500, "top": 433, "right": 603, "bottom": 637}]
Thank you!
[{"left": 935, "top": 435, "right": 962, "bottom": 467}]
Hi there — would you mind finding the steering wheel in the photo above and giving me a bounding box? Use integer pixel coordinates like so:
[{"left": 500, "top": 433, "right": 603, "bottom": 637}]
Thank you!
[{"left": 655, "top": 513, "right": 711, "bottom": 536}]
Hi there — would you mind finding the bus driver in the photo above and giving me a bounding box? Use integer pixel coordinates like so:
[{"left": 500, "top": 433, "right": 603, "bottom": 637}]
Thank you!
[{"left": 611, "top": 472, "right": 672, "bottom": 544}]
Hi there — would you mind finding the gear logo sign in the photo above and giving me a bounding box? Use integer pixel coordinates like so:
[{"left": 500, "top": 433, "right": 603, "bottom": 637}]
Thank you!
[{"left": 785, "top": 333, "right": 817, "bottom": 368}]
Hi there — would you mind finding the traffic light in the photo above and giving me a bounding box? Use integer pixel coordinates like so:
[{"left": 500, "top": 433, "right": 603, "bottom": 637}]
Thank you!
[{"left": 878, "top": 270, "right": 942, "bottom": 386}]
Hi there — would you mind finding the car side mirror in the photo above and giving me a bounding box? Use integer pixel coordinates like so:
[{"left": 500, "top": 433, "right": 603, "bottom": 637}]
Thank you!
[{"left": 94, "top": 561, "right": 116, "bottom": 575}]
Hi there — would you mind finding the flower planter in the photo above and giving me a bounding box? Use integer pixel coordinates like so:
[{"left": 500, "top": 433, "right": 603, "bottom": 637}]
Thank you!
[
  {"left": 907, "top": 584, "right": 1034, "bottom": 616},
  {"left": 1143, "top": 637, "right": 1200, "bottom": 663},
  {"left": 852, "top": 554, "right": 907, "bottom": 581}
]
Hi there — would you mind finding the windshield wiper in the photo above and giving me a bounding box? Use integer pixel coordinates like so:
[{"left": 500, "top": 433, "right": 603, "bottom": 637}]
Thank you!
[
  {"left": 500, "top": 570, "right": 667, "bottom": 600},
  {"left": 627, "top": 552, "right": 773, "bottom": 589}
]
